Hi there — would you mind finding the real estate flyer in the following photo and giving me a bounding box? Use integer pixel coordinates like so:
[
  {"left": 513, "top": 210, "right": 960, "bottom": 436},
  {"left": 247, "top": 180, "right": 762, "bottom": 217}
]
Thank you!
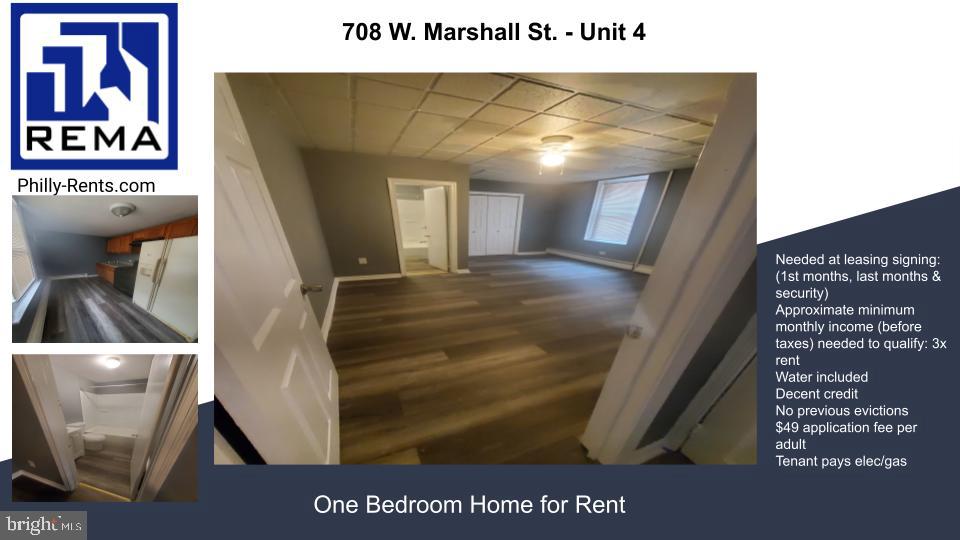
[{"left": 1, "top": 1, "right": 957, "bottom": 538}]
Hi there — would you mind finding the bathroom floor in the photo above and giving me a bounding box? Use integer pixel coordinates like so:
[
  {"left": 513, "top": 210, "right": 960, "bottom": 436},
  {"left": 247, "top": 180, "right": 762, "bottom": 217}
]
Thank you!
[
  {"left": 76, "top": 447, "right": 132, "bottom": 498},
  {"left": 404, "top": 255, "right": 445, "bottom": 276}
]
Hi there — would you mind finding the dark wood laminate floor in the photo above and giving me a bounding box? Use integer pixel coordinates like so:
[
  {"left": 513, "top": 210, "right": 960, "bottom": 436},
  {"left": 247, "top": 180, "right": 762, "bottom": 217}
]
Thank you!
[
  {"left": 42, "top": 278, "right": 186, "bottom": 343},
  {"left": 76, "top": 448, "right": 132, "bottom": 497},
  {"left": 327, "top": 255, "right": 646, "bottom": 464},
  {"left": 12, "top": 475, "right": 129, "bottom": 502}
]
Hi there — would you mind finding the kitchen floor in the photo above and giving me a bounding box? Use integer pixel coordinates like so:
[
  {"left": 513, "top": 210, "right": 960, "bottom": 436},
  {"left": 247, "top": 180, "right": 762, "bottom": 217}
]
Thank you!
[
  {"left": 43, "top": 277, "right": 186, "bottom": 343},
  {"left": 327, "top": 255, "right": 646, "bottom": 464}
]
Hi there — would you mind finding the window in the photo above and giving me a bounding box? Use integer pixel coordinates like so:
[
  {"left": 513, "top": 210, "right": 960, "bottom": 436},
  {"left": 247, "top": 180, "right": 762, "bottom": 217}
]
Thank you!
[
  {"left": 12, "top": 200, "right": 37, "bottom": 301},
  {"left": 584, "top": 176, "right": 648, "bottom": 245}
]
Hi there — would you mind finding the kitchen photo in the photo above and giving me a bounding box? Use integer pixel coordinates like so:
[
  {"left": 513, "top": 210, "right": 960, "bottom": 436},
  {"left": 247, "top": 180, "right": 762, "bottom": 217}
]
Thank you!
[{"left": 12, "top": 195, "right": 199, "bottom": 343}]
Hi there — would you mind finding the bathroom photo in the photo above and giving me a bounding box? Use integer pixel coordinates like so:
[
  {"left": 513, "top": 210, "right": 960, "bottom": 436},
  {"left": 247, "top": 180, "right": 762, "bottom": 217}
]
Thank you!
[
  {"left": 389, "top": 181, "right": 453, "bottom": 276},
  {"left": 11, "top": 354, "right": 197, "bottom": 502}
]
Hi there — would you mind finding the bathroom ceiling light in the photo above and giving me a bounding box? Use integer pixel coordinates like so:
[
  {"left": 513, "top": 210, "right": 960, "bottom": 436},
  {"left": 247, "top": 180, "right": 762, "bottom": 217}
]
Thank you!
[
  {"left": 100, "top": 357, "right": 122, "bottom": 369},
  {"left": 109, "top": 202, "right": 136, "bottom": 217}
]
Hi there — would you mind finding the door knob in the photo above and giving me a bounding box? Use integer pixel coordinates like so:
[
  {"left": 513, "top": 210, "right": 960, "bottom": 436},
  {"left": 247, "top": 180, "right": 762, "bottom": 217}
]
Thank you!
[
  {"left": 625, "top": 324, "right": 643, "bottom": 339},
  {"left": 300, "top": 284, "right": 324, "bottom": 295}
]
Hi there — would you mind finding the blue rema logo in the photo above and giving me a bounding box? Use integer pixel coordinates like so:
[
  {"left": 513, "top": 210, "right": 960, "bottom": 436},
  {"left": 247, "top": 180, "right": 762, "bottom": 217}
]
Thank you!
[{"left": 11, "top": 3, "right": 178, "bottom": 170}]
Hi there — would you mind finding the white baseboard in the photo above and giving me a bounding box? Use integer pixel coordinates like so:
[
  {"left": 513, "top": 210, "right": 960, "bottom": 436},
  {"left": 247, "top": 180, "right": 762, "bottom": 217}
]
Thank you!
[
  {"left": 515, "top": 251, "right": 547, "bottom": 256},
  {"left": 321, "top": 279, "right": 340, "bottom": 341},
  {"left": 633, "top": 264, "right": 655, "bottom": 275},
  {"left": 50, "top": 273, "right": 95, "bottom": 280},
  {"left": 13, "top": 469, "right": 68, "bottom": 491},
  {"left": 545, "top": 248, "right": 634, "bottom": 270},
  {"left": 27, "top": 282, "right": 50, "bottom": 343},
  {"left": 455, "top": 269, "right": 471, "bottom": 274},
  {"left": 336, "top": 273, "right": 403, "bottom": 282}
]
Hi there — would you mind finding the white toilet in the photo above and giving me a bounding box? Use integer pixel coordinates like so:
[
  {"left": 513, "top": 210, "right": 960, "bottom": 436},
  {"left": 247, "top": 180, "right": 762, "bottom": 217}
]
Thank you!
[{"left": 83, "top": 432, "right": 106, "bottom": 452}]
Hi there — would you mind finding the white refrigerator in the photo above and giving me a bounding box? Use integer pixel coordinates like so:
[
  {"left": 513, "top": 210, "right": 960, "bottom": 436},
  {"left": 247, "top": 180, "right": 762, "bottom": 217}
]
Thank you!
[{"left": 133, "top": 237, "right": 198, "bottom": 340}]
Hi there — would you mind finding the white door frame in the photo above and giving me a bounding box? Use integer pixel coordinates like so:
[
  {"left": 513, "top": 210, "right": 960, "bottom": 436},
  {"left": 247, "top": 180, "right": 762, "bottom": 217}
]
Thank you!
[
  {"left": 135, "top": 356, "right": 197, "bottom": 501},
  {"left": 581, "top": 74, "right": 757, "bottom": 464},
  {"left": 13, "top": 355, "right": 78, "bottom": 491},
  {"left": 469, "top": 191, "right": 524, "bottom": 255},
  {"left": 387, "top": 177, "right": 459, "bottom": 275},
  {"left": 663, "top": 315, "right": 757, "bottom": 451}
]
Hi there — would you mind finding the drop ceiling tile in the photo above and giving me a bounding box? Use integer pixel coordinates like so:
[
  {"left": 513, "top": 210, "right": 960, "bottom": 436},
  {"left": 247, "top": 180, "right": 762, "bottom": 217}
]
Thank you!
[
  {"left": 432, "top": 73, "right": 514, "bottom": 101},
  {"left": 284, "top": 94, "right": 352, "bottom": 151},
  {"left": 654, "top": 139, "right": 703, "bottom": 155},
  {"left": 452, "top": 152, "right": 491, "bottom": 164},
  {"left": 547, "top": 95, "right": 620, "bottom": 120},
  {"left": 420, "top": 93, "right": 483, "bottom": 118},
  {"left": 670, "top": 98, "right": 725, "bottom": 123},
  {"left": 273, "top": 74, "right": 350, "bottom": 98},
  {"left": 355, "top": 78, "right": 423, "bottom": 109},
  {"left": 423, "top": 148, "right": 461, "bottom": 161},
  {"left": 358, "top": 73, "right": 437, "bottom": 89},
  {"left": 629, "top": 115, "right": 699, "bottom": 135},
  {"left": 513, "top": 114, "right": 579, "bottom": 136},
  {"left": 355, "top": 103, "right": 411, "bottom": 153},
  {"left": 438, "top": 119, "right": 508, "bottom": 152},
  {"left": 494, "top": 81, "right": 573, "bottom": 111},
  {"left": 590, "top": 105, "right": 660, "bottom": 127},
  {"left": 396, "top": 112, "right": 462, "bottom": 149},
  {"left": 626, "top": 133, "right": 678, "bottom": 149},
  {"left": 661, "top": 122, "right": 712, "bottom": 141},
  {"left": 392, "top": 145, "right": 428, "bottom": 157},
  {"left": 472, "top": 104, "right": 535, "bottom": 125}
]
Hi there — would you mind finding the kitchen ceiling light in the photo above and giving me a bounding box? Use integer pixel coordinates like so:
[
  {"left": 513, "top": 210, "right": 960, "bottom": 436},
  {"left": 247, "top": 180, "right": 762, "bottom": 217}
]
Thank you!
[
  {"left": 110, "top": 202, "right": 137, "bottom": 217},
  {"left": 100, "top": 357, "right": 122, "bottom": 369},
  {"left": 538, "top": 135, "right": 573, "bottom": 174}
]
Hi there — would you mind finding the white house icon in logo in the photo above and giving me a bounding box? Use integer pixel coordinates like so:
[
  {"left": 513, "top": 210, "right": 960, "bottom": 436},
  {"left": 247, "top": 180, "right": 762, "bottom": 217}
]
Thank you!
[{"left": 12, "top": 3, "right": 177, "bottom": 169}]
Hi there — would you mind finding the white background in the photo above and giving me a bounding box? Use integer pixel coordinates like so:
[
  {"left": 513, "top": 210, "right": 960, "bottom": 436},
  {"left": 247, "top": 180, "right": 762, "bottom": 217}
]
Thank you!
[{"left": 3, "top": 0, "right": 960, "bottom": 461}]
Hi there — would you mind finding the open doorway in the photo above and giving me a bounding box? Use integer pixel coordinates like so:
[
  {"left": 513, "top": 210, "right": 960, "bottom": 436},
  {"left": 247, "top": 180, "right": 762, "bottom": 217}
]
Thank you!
[
  {"left": 388, "top": 178, "right": 458, "bottom": 276},
  {"left": 11, "top": 354, "right": 197, "bottom": 502}
]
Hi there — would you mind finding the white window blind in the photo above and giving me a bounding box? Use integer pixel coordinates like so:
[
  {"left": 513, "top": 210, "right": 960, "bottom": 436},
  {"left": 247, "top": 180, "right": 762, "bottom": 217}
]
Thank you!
[
  {"left": 584, "top": 177, "right": 648, "bottom": 245},
  {"left": 12, "top": 200, "right": 37, "bottom": 301}
]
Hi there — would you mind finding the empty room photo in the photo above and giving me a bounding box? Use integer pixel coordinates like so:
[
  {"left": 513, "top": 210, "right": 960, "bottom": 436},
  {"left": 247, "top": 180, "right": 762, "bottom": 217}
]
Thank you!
[
  {"left": 12, "top": 196, "right": 199, "bottom": 343},
  {"left": 214, "top": 73, "right": 756, "bottom": 465},
  {"left": 11, "top": 355, "right": 198, "bottom": 502}
]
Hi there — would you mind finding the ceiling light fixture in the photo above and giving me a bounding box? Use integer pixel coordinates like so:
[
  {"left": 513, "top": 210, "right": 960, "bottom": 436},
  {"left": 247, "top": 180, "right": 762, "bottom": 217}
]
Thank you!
[
  {"left": 109, "top": 202, "right": 137, "bottom": 217},
  {"left": 100, "top": 356, "right": 122, "bottom": 369},
  {"left": 539, "top": 135, "right": 573, "bottom": 175}
]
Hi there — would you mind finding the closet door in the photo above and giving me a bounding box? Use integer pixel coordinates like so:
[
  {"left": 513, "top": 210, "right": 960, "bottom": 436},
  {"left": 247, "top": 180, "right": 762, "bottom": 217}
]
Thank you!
[
  {"left": 496, "top": 196, "right": 519, "bottom": 254},
  {"left": 484, "top": 196, "right": 502, "bottom": 254},
  {"left": 469, "top": 195, "right": 487, "bottom": 256}
]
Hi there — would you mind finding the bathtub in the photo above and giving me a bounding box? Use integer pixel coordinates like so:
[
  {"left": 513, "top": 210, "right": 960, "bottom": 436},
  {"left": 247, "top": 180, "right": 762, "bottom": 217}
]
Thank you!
[{"left": 85, "top": 425, "right": 137, "bottom": 438}]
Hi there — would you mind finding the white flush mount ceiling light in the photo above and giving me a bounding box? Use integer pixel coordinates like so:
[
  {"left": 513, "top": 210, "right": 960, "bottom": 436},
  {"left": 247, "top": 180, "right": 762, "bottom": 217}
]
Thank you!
[
  {"left": 100, "top": 356, "right": 122, "bottom": 369},
  {"left": 539, "top": 135, "right": 573, "bottom": 175},
  {"left": 109, "top": 202, "right": 137, "bottom": 217}
]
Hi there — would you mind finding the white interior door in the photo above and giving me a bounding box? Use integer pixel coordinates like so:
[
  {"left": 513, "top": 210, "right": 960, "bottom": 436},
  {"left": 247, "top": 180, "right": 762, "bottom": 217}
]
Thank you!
[
  {"left": 484, "top": 196, "right": 518, "bottom": 255},
  {"left": 682, "top": 358, "right": 757, "bottom": 464},
  {"left": 495, "top": 196, "right": 518, "bottom": 254},
  {"left": 150, "top": 237, "right": 198, "bottom": 339},
  {"left": 423, "top": 186, "right": 449, "bottom": 271},
  {"left": 130, "top": 354, "right": 173, "bottom": 496},
  {"left": 214, "top": 73, "right": 340, "bottom": 464},
  {"left": 468, "top": 195, "right": 487, "bottom": 256}
]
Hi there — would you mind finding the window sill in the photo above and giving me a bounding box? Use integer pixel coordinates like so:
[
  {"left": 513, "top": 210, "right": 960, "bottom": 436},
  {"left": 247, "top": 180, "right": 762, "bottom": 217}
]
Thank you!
[{"left": 12, "top": 279, "right": 41, "bottom": 325}]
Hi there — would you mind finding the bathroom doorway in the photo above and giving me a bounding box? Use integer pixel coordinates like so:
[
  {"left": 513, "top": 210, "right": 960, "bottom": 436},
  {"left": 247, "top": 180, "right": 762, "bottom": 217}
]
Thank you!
[
  {"left": 387, "top": 178, "right": 458, "bottom": 276},
  {"left": 11, "top": 354, "right": 198, "bottom": 502}
]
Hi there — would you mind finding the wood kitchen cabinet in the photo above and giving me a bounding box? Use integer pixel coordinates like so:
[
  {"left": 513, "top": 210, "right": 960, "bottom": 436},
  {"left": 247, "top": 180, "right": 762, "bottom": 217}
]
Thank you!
[
  {"left": 106, "top": 234, "right": 134, "bottom": 254},
  {"left": 133, "top": 224, "right": 166, "bottom": 241},
  {"left": 105, "top": 215, "right": 197, "bottom": 253},
  {"left": 95, "top": 263, "right": 115, "bottom": 284},
  {"left": 164, "top": 215, "right": 198, "bottom": 239}
]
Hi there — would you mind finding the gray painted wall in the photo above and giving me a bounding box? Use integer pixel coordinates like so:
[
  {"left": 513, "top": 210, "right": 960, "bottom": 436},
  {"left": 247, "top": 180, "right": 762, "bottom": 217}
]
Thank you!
[
  {"left": 21, "top": 209, "right": 107, "bottom": 277},
  {"left": 549, "top": 171, "right": 671, "bottom": 263},
  {"left": 302, "top": 149, "right": 471, "bottom": 276},
  {"left": 469, "top": 178, "right": 559, "bottom": 253},
  {"left": 51, "top": 367, "right": 89, "bottom": 424},
  {"left": 228, "top": 74, "right": 337, "bottom": 320},
  {"left": 638, "top": 261, "right": 757, "bottom": 447},
  {"left": 12, "top": 363, "right": 63, "bottom": 484}
]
